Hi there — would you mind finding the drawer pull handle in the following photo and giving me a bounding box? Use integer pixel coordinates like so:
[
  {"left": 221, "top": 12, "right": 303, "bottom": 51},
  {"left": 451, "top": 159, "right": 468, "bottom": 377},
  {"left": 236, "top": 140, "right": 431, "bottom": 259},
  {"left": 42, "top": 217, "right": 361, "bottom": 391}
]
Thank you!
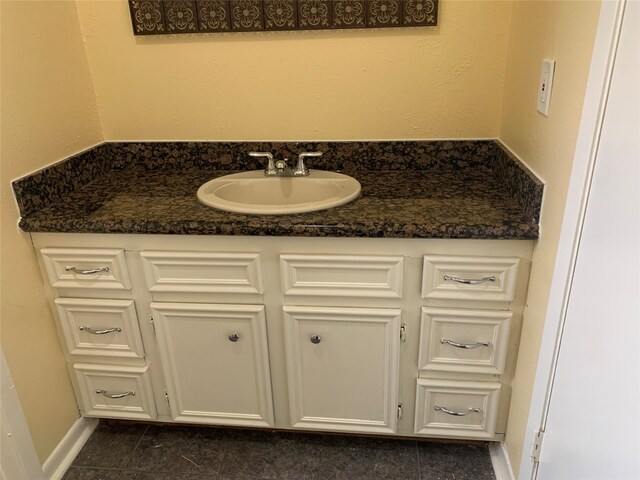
[
  {"left": 443, "top": 275, "right": 495, "bottom": 285},
  {"left": 65, "top": 266, "right": 110, "bottom": 275},
  {"left": 310, "top": 334, "right": 322, "bottom": 344},
  {"left": 441, "top": 339, "right": 490, "bottom": 349},
  {"left": 95, "top": 389, "right": 135, "bottom": 399},
  {"left": 79, "top": 326, "right": 122, "bottom": 335},
  {"left": 228, "top": 332, "right": 240, "bottom": 342},
  {"left": 435, "top": 406, "right": 480, "bottom": 416}
]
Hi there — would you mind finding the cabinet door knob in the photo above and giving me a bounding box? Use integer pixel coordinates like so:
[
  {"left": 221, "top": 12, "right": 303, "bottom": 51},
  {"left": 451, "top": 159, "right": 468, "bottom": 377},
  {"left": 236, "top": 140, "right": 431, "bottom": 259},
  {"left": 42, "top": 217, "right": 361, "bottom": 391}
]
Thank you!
[
  {"left": 310, "top": 334, "right": 322, "bottom": 344},
  {"left": 228, "top": 332, "right": 240, "bottom": 342}
]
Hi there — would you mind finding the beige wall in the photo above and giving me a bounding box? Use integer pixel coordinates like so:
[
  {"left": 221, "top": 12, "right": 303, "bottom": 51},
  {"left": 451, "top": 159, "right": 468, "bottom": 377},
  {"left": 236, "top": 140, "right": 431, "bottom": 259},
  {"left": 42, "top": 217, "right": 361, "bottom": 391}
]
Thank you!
[
  {"left": 75, "top": 0, "right": 513, "bottom": 140},
  {"left": 498, "top": 0, "right": 601, "bottom": 474},
  {"left": 0, "top": 0, "right": 103, "bottom": 463}
]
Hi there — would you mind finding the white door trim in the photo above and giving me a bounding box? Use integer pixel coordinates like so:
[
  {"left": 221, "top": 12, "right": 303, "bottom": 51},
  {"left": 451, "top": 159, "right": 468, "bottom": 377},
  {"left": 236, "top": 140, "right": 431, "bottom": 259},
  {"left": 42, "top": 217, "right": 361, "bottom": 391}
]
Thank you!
[
  {"left": 490, "top": 441, "right": 516, "bottom": 480},
  {"left": 0, "top": 348, "right": 44, "bottom": 480},
  {"left": 517, "top": 0, "right": 628, "bottom": 478}
]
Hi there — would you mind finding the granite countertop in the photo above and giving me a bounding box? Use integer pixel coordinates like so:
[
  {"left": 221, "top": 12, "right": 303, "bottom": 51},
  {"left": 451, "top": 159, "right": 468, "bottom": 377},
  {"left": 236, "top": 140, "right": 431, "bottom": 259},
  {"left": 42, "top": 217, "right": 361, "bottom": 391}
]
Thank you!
[{"left": 13, "top": 141, "right": 543, "bottom": 239}]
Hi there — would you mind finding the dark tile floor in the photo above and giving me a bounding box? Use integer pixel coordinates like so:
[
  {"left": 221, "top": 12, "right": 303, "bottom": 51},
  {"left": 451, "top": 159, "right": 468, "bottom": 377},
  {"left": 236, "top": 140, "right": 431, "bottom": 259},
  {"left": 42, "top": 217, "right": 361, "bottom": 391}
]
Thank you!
[{"left": 63, "top": 421, "right": 496, "bottom": 480}]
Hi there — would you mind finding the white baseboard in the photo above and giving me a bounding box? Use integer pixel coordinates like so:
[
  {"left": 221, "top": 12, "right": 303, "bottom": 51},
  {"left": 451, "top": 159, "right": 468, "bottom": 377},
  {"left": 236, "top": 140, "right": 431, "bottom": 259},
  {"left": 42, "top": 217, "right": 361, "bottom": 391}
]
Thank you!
[
  {"left": 490, "top": 441, "right": 515, "bottom": 480},
  {"left": 42, "top": 417, "right": 98, "bottom": 480}
]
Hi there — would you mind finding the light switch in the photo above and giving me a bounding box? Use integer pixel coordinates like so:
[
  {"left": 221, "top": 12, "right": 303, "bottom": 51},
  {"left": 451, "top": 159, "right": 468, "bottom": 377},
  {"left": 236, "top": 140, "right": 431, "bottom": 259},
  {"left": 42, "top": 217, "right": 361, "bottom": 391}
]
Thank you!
[{"left": 537, "top": 59, "right": 556, "bottom": 116}]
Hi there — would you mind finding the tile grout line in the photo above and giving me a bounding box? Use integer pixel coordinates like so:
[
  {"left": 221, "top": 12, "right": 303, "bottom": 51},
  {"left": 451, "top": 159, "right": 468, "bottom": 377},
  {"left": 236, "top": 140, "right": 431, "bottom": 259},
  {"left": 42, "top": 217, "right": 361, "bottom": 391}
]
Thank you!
[
  {"left": 214, "top": 427, "right": 239, "bottom": 478},
  {"left": 318, "top": 433, "right": 328, "bottom": 477},
  {"left": 415, "top": 440, "right": 423, "bottom": 480},
  {"left": 120, "top": 423, "right": 150, "bottom": 472}
]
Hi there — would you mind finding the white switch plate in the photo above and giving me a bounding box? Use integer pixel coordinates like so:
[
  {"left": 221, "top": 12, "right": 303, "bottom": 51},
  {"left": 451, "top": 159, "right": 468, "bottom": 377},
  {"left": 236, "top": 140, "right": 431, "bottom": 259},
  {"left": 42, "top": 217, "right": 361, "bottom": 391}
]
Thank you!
[{"left": 537, "top": 59, "right": 555, "bottom": 116}]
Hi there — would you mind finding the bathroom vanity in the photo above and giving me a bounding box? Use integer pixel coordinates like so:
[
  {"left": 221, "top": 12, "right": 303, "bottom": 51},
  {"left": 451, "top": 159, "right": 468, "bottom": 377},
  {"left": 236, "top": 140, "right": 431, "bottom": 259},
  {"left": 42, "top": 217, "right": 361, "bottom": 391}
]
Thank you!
[{"left": 14, "top": 140, "right": 542, "bottom": 442}]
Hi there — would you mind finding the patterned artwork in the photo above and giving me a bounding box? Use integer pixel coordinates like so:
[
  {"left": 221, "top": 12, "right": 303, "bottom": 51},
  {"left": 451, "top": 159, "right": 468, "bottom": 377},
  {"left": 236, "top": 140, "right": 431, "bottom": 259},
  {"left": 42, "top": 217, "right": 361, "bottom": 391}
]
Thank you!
[
  {"left": 129, "top": 0, "right": 437, "bottom": 34},
  {"left": 196, "top": 0, "right": 230, "bottom": 31},
  {"left": 230, "top": 0, "right": 263, "bottom": 30},
  {"left": 403, "top": 0, "right": 437, "bottom": 26},
  {"left": 264, "top": 0, "right": 296, "bottom": 29},
  {"left": 367, "top": 0, "right": 401, "bottom": 27},
  {"left": 298, "top": 0, "right": 330, "bottom": 29},
  {"left": 130, "top": 0, "right": 166, "bottom": 34},
  {"left": 164, "top": 0, "right": 198, "bottom": 32},
  {"left": 333, "top": 1, "right": 365, "bottom": 28}
]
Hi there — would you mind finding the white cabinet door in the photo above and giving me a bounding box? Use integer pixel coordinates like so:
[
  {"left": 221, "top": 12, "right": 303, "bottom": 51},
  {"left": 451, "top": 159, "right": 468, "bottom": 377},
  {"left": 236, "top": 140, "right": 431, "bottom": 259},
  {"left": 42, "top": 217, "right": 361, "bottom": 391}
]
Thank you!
[
  {"left": 283, "top": 306, "right": 401, "bottom": 434},
  {"left": 151, "top": 303, "right": 274, "bottom": 427}
]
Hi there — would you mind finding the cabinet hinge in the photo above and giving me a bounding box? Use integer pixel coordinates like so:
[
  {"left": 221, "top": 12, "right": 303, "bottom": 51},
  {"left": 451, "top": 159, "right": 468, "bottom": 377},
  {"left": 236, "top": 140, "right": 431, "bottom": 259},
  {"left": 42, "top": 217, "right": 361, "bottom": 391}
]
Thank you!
[
  {"left": 149, "top": 315, "right": 156, "bottom": 334},
  {"left": 164, "top": 390, "right": 170, "bottom": 406},
  {"left": 397, "top": 403, "right": 403, "bottom": 420},
  {"left": 530, "top": 429, "right": 545, "bottom": 462},
  {"left": 400, "top": 324, "right": 407, "bottom": 343}
]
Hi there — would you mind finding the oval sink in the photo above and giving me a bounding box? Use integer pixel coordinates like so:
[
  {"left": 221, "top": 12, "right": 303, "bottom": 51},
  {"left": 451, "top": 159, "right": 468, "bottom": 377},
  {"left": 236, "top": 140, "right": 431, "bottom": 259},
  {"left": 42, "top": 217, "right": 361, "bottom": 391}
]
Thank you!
[{"left": 197, "top": 170, "right": 361, "bottom": 215}]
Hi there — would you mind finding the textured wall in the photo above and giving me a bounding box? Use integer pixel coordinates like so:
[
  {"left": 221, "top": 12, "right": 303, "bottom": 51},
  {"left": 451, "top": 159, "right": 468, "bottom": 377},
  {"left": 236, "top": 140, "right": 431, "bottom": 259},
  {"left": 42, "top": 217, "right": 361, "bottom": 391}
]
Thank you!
[
  {"left": 75, "top": 0, "right": 513, "bottom": 140},
  {"left": 498, "top": 0, "right": 601, "bottom": 475},
  {"left": 0, "top": 0, "right": 103, "bottom": 463}
]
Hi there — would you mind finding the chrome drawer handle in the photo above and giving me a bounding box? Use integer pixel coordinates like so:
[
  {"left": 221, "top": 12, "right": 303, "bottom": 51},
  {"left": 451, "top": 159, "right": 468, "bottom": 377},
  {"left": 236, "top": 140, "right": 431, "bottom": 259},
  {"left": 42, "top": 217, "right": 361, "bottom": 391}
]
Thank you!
[
  {"left": 441, "top": 339, "right": 490, "bottom": 349},
  {"left": 435, "top": 406, "right": 480, "bottom": 416},
  {"left": 228, "top": 332, "right": 240, "bottom": 342},
  {"left": 79, "top": 326, "right": 122, "bottom": 335},
  {"left": 310, "top": 334, "right": 322, "bottom": 344},
  {"left": 443, "top": 275, "right": 495, "bottom": 285},
  {"left": 65, "top": 266, "right": 110, "bottom": 275},
  {"left": 95, "top": 389, "right": 135, "bottom": 399}
]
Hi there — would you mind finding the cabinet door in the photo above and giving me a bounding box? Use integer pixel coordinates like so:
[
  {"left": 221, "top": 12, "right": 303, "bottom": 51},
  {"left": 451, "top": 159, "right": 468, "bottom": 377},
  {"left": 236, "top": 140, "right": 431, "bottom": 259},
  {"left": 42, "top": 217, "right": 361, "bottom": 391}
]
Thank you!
[
  {"left": 151, "top": 303, "right": 274, "bottom": 427},
  {"left": 283, "top": 306, "right": 401, "bottom": 434}
]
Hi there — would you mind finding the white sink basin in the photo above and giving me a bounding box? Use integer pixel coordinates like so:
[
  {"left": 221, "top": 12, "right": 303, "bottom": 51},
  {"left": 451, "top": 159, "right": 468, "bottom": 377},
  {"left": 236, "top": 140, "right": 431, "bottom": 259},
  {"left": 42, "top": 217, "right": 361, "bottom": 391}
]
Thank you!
[{"left": 197, "top": 170, "right": 361, "bottom": 215}]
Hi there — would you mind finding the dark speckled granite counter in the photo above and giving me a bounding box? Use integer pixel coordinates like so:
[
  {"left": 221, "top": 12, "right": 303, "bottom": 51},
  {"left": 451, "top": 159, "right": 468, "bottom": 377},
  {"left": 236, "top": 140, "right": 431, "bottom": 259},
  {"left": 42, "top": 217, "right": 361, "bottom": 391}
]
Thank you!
[{"left": 13, "top": 140, "right": 543, "bottom": 239}]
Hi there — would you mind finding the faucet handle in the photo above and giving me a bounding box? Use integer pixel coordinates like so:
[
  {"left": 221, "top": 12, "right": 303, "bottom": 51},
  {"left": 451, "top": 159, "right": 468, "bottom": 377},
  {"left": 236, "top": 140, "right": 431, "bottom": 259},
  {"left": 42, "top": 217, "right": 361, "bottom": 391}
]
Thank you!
[
  {"left": 249, "top": 152, "right": 275, "bottom": 175},
  {"left": 295, "top": 152, "right": 323, "bottom": 176}
]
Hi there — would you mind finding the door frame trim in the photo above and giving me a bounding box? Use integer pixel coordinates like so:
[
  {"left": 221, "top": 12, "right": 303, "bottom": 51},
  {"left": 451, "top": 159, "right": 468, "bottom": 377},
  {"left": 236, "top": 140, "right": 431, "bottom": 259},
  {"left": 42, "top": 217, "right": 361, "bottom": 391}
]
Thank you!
[{"left": 517, "top": 1, "right": 628, "bottom": 478}]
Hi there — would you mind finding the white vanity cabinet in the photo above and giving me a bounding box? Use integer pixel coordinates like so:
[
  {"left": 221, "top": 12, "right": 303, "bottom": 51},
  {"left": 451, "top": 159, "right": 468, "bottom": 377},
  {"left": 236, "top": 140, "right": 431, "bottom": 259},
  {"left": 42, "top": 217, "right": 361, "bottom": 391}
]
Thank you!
[
  {"left": 34, "top": 234, "right": 533, "bottom": 442},
  {"left": 140, "top": 250, "right": 274, "bottom": 427},
  {"left": 279, "top": 253, "right": 404, "bottom": 434},
  {"left": 283, "top": 306, "right": 401, "bottom": 434},
  {"left": 38, "top": 247, "right": 157, "bottom": 421},
  {"left": 414, "top": 255, "right": 522, "bottom": 439},
  {"left": 150, "top": 303, "right": 274, "bottom": 427}
]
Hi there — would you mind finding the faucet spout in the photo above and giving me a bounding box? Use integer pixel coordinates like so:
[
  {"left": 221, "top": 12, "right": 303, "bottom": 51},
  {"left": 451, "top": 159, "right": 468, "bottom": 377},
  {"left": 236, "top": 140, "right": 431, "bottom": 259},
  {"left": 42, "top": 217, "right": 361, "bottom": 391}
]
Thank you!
[{"left": 275, "top": 160, "right": 290, "bottom": 174}]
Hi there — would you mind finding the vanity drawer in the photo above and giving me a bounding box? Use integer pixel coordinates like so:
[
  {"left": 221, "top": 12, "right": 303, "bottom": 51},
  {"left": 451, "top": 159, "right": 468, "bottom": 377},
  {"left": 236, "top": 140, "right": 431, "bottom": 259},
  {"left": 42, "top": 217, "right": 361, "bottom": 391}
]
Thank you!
[
  {"left": 40, "top": 248, "right": 131, "bottom": 290},
  {"left": 414, "top": 379, "right": 500, "bottom": 440},
  {"left": 281, "top": 254, "right": 403, "bottom": 306},
  {"left": 140, "top": 251, "right": 263, "bottom": 303},
  {"left": 55, "top": 298, "right": 145, "bottom": 359},
  {"left": 422, "top": 255, "right": 519, "bottom": 305},
  {"left": 418, "top": 307, "right": 512, "bottom": 375},
  {"left": 73, "top": 364, "right": 157, "bottom": 420}
]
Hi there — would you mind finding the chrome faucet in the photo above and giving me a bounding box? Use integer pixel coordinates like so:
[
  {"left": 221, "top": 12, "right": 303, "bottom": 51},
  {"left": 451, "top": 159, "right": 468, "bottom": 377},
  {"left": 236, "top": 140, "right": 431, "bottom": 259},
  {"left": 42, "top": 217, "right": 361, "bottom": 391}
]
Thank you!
[{"left": 249, "top": 151, "right": 323, "bottom": 177}]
